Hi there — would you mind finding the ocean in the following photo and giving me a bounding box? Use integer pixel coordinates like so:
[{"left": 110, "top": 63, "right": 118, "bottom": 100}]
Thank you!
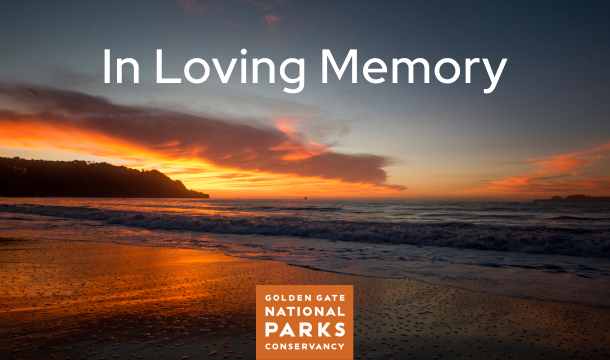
[{"left": 1, "top": 198, "right": 609, "bottom": 306}]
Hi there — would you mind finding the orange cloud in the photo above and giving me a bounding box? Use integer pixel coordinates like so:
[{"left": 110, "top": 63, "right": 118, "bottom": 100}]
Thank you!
[
  {"left": 270, "top": 116, "right": 329, "bottom": 160},
  {"left": 468, "top": 143, "right": 610, "bottom": 195},
  {"left": 264, "top": 14, "right": 283, "bottom": 26},
  {"left": 0, "top": 84, "right": 405, "bottom": 198},
  {"left": 273, "top": 115, "right": 305, "bottom": 138}
]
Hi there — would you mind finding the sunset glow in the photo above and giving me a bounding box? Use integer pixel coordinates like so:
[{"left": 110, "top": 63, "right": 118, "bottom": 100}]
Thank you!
[
  {"left": 0, "top": 102, "right": 402, "bottom": 198},
  {"left": 464, "top": 143, "right": 610, "bottom": 197},
  {"left": 0, "top": 1, "right": 608, "bottom": 201},
  {"left": 2, "top": 3, "right": 610, "bottom": 360}
]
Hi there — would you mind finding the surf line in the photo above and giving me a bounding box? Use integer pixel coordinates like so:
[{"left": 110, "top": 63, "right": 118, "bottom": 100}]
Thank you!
[{"left": 265, "top": 343, "right": 345, "bottom": 350}]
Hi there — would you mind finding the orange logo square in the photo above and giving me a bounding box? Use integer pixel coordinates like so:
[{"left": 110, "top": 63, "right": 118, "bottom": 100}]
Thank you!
[{"left": 256, "top": 285, "right": 353, "bottom": 360}]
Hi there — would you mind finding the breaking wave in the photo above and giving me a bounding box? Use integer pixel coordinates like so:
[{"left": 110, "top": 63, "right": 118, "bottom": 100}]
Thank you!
[{"left": 1, "top": 203, "right": 609, "bottom": 258}]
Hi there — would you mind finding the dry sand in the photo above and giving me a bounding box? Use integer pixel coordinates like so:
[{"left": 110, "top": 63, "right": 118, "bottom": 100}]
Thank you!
[{"left": 1, "top": 238, "right": 609, "bottom": 360}]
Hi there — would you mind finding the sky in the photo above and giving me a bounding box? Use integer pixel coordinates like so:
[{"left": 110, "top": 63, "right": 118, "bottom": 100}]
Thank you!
[{"left": 0, "top": 0, "right": 609, "bottom": 200}]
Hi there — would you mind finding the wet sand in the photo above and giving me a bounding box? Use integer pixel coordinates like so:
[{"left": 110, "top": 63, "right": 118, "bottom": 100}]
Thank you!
[{"left": 1, "top": 238, "right": 609, "bottom": 360}]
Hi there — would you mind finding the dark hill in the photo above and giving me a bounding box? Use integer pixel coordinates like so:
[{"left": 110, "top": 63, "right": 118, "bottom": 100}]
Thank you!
[
  {"left": 533, "top": 195, "right": 610, "bottom": 203},
  {"left": 0, "top": 157, "right": 209, "bottom": 198}
]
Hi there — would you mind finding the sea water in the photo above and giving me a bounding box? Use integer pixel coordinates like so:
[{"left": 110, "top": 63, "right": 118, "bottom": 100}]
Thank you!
[{"left": 1, "top": 198, "right": 609, "bottom": 306}]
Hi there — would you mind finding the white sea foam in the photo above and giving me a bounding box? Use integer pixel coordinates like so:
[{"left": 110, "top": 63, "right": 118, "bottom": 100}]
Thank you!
[
  {"left": 1, "top": 203, "right": 609, "bottom": 257},
  {"left": 1, "top": 209, "right": 609, "bottom": 307}
]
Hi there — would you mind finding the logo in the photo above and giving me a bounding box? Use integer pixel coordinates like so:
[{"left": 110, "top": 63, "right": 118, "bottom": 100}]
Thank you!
[{"left": 256, "top": 285, "right": 353, "bottom": 360}]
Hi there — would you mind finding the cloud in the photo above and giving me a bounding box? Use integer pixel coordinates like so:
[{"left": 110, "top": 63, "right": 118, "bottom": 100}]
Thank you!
[
  {"left": 252, "top": 0, "right": 286, "bottom": 11},
  {"left": 0, "top": 83, "right": 405, "bottom": 191},
  {"left": 176, "top": 0, "right": 207, "bottom": 13},
  {"left": 471, "top": 143, "right": 610, "bottom": 194},
  {"left": 264, "top": 13, "right": 283, "bottom": 27}
]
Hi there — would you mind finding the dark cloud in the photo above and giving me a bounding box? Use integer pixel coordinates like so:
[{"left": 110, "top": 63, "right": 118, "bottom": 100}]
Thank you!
[{"left": 0, "top": 84, "right": 405, "bottom": 190}]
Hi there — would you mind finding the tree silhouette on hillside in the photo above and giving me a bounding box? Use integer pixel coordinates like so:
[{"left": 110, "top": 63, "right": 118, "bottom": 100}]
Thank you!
[{"left": 0, "top": 157, "right": 209, "bottom": 198}]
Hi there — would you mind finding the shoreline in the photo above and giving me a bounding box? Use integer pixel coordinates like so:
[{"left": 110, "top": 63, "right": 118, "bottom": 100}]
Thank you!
[
  {"left": 1, "top": 238, "right": 609, "bottom": 359},
  {"left": 2, "top": 209, "right": 608, "bottom": 308}
]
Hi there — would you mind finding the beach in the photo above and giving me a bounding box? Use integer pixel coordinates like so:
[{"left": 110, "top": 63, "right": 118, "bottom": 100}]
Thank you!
[
  {"left": 2, "top": 2, "right": 610, "bottom": 360},
  {"left": 2, "top": 237, "right": 609, "bottom": 360}
]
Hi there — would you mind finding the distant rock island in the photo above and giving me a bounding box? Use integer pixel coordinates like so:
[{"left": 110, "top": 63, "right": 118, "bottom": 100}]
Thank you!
[
  {"left": 533, "top": 195, "right": 610, "bottom": 203},
  {"left": 0, "top": 157, "right": 209, "bottom": 198}
]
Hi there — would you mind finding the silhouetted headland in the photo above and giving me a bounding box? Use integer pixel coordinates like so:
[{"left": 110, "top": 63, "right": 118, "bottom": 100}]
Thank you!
[
  {"left": 533, "top": 195, "right": 610, "bottom": 203},
  {"left": 0, "top": 157, "right": 209, "bottom": 198}
]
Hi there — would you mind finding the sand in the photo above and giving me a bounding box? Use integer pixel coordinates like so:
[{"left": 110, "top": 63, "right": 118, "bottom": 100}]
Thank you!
[{"left": 1, "top": 238, "right": 609, "bottom": 360}]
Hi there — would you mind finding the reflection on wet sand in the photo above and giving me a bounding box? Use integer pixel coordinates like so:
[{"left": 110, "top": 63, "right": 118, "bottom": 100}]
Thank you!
[{"left": 1, "top": 238, "right": 609, "bottom": 359}]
